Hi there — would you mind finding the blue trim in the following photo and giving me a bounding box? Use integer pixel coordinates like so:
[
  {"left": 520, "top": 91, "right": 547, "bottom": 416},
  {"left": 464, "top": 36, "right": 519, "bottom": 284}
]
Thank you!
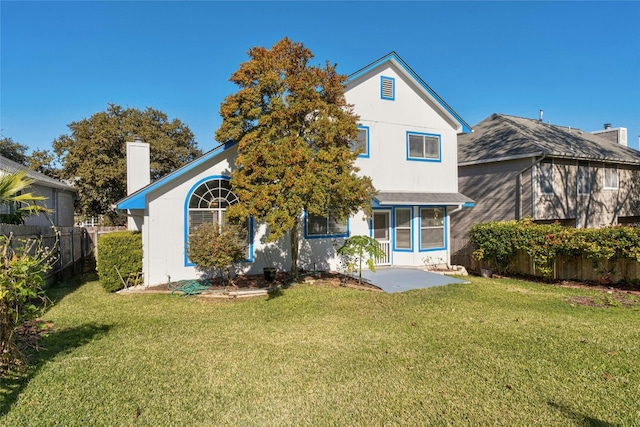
[
  {"left": 463, "top": 202, "right": 475, "bottom": 208},
  {"left": 356, "top": 125, "right": 370, "bottom": 158},
  {"left": 348, "top": 52, "right": 472, "bottom": 133},
  {"left": 392, "top": 206, "right": 413, "bottom": 252},
  {"left": 117, "top": 141, "right": 237, "bottom": 210},
  {"left": 380, "top": 76, "right": 395, "bottom": 101},
  {"left": 406, "top": 131, "right": 442, "bottom": 163},
  {"left": 418, "top": 206, "right": 447, "bottom": 252},
  {"left": 183, "top": 175, "right": 254, "bottom": 267},
  {"left": 303, "top": 211, "right": 350, "bottom": 239}
]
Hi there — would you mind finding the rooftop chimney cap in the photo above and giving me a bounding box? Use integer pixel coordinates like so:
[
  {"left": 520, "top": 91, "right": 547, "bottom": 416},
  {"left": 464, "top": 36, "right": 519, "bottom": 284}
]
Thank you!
[{"left": 604, "top": 123, "right": 611, "bottom": 130}]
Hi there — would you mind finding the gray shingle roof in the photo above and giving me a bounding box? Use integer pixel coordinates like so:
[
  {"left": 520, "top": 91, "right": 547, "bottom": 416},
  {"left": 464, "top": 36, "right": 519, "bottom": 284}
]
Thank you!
[
  {"left": 0, "top": 156, "right": 76, "bottom": 192},
  {"left": 458, "top": 113, "right": 640, "bottom": 165}
]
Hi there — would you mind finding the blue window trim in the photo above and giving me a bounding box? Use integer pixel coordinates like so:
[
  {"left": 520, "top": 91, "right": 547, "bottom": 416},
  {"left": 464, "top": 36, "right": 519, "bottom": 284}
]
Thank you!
[
  {"left": 393, "top": 206, "right": 413, "bottom": 252},
  {"left": 303, "top": 211, "right": 350, "bottom": 239},
  {"left": 380, "top": 76, "right": 395, "bottom": 101},
  {"left": 406, "top": 131, "right": 442, "bottom": 163},
  {"left": 183, "top": 175, "right": 254, "bottom": 266},
  {"left": 418, "top": 206, "right": 447, "bottom": 252},
  {"left": 356, "top": 125, "right": 370, "bottom": 158}
]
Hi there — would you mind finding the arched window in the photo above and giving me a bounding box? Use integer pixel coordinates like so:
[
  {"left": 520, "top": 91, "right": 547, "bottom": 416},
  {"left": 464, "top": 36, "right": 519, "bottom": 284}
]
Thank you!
[{"left": 187, "top": 178, "right": 239, "bottom": 235}]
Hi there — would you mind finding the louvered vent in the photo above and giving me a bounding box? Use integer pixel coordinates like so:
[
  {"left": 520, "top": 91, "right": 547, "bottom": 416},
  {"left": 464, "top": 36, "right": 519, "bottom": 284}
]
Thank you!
[{"left": 381, "top": 76, "right": 394, "bottom": 100}]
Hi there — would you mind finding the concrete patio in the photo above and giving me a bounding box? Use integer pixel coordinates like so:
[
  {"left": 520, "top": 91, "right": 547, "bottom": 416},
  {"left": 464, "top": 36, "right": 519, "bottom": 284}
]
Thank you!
[{"left": 357, "top": 267, "right": 469, "bottom": 293}]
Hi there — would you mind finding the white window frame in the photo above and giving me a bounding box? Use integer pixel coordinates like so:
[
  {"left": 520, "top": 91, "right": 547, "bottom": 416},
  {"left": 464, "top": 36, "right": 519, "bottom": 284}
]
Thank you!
[
  {"left": 305, "top": 210, "right": 348, "bottom": 238},
  {"left": 419, "top": 207, "right": 445, "bottom": 251},
  {"left": 407, "top": 132, "right": 441, "bottom": 162},
  {"left": 394, "top": 207, "right": 412, "bottom": 251},
  {"left": 604, "top": 164, "right": 619, "bottom": 189}
]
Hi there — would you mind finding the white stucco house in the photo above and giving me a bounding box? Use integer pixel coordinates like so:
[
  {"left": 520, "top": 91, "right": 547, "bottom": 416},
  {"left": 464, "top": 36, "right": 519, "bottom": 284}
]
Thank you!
[{"left": 117, "top": 52, "right": 474, "bottom": 287}]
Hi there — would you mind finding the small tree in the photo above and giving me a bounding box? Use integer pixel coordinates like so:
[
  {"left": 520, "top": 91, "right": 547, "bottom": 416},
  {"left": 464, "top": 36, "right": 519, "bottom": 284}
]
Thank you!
[
  {"left": 187, "top": 223, "right": 247, "bottom": 285},
  {"left": 337, "top": 235, "right": 385, "bottom": 284},
  {"left": 216, "top": 38, "right": 376, "bottom": 277}
]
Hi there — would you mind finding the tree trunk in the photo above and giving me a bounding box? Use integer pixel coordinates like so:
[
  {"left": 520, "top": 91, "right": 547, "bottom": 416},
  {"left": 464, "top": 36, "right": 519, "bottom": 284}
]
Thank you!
[{"left": 290, "top": 218, "right": 299, "bottom": 278}]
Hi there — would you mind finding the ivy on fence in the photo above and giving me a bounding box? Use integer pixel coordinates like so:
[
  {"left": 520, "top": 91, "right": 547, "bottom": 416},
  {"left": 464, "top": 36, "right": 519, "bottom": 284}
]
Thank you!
[{"left": 469, "top": 218, "right": 640, "bottom": 279}]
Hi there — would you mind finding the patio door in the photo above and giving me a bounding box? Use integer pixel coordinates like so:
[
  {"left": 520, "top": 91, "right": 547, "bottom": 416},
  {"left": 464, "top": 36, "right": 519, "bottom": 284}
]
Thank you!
[{"left": 372, "top": 211, "right": 391, "bottom": 265}]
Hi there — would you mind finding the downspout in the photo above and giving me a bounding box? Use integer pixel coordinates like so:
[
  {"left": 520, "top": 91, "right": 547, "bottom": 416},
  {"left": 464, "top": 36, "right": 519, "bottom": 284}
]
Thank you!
[
  {"left": 446, "top": 204, "right": 465, "bottom": 267},
  {"left": 516, "top": 152, "right": 546, "bottom": 220}
]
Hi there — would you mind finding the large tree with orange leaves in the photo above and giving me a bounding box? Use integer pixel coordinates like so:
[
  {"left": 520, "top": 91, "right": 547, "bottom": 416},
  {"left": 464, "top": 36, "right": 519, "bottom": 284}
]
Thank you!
[{"left": 215, "top": 38, "right": 375, "bottom": 276}]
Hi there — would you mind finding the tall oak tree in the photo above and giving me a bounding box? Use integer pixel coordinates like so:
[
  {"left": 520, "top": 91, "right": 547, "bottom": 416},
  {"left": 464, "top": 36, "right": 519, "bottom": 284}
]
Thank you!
[{"left": 54, "top": 104, "right": 202, "bottom": 224}]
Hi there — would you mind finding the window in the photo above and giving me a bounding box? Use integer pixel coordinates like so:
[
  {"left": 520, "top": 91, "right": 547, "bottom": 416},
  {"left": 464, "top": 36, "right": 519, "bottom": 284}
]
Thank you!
[
  {"left": 604, "top": 164, "right": 618, "bottom": 189},
  {"left": 539, "top": 160, "right": 553, "bottom": 194},
  {"left": 420, "top": 208, "right": 445, "bottom": 250},
  {"left": 577, "top": 162, "right": 590, "bottom": 195},
  {"left": 394, "top": 208, "right": 412, "bottom": 250},
  {"left": 186, "top": 178, "right": 251, "bottom": 262},
  {"left": 407, "top": 132, "right": 440, "bottom": 161},
  {"left": 350, "top": 127, "right": 369, "bottom": 157},
  {"left": 305, "top": 211, "right": 347, "bottom": 237},
  {"left": 381, "top": 76, "right": 395, "bottom": 100}
]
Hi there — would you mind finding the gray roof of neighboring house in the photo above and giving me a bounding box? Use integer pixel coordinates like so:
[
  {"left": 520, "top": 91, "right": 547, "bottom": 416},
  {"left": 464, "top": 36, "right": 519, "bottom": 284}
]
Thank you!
[
  {"left": 458, "top": 113, "right": 640, "bottom": 166},
  {"left": 0, "top": 156, "right": 77, "bottom": 192}
]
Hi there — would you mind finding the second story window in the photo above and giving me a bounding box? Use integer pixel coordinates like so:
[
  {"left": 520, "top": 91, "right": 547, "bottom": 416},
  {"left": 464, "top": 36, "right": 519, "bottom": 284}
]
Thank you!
[
  {"left": 349, "top": 127, "right": 369, "bottom": 157},
  {"left": 604, "top": 164, "right": 618, "bottom": 189},
  {"left": 407, "top": 132, "right": 441, "bottom": 162}
]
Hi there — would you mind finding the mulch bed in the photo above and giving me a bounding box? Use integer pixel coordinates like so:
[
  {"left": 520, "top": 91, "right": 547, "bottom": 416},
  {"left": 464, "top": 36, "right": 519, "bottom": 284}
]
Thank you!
[{"left": 144, "top": 271, "right": 382, "bottom": 293}]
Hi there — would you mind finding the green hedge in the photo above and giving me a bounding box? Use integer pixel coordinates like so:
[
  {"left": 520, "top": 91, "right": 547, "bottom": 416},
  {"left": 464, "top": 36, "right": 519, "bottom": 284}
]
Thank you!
[
  {"left": 470, "top": 218, "right": 640, "bottom": 279},
  {"left": 97, "top": 231, "right": 143, "bottom": 292}
]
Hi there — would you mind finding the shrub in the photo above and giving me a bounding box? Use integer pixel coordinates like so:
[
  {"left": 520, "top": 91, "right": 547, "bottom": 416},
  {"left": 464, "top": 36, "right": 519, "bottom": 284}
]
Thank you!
[
  {"left": 0, "top": 233, "right": 55, "bottom": 373},
  {"left": 187, "top": 223, "right": 247, "bottom": 282},
  {"left": 470, "top": 218, "right": 640, "bottom": 279},
  {"left": 97, "top": 231, "right": 142, "bottom": 292}
]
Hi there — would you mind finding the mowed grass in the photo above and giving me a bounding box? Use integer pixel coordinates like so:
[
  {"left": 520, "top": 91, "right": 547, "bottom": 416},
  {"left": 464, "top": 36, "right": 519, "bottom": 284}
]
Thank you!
[{"left": 1, "top": 274, "right": 639, "bottom": 426}]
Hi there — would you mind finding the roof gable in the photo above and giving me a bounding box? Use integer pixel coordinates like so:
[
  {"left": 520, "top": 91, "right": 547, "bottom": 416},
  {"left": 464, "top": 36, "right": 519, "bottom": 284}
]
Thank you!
[
  {"left": 458, "top": 113, "right": 640, "bottom": 166},
  {"left": 117, "top": 142, "right": 236, "bottom": 209},
  {"left": 347, "top": 52, "right": 471, "bottom": 134},
  {"left": 0, "top": 156, "right": 76, "bottom": 192}
]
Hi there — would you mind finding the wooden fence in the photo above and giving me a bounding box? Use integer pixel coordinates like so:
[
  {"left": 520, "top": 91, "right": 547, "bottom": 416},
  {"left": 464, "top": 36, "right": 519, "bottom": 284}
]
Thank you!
[
  {"left": 0, "top": 224, "right": 125, "bottom": 285},
  {"left": 450, "top": 237, "right": 640, "bottom": 283}
]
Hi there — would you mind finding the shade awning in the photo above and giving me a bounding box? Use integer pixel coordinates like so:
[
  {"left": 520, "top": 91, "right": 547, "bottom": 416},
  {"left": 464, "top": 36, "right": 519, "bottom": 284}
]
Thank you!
[{"left": 374, "top": 192, "right": 474, "bottom": 206}]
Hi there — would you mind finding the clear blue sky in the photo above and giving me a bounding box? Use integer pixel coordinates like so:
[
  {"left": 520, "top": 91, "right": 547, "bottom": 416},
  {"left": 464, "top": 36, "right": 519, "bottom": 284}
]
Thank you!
[{"left": 2, "top": 1, "right": 639, "bottom": 154}]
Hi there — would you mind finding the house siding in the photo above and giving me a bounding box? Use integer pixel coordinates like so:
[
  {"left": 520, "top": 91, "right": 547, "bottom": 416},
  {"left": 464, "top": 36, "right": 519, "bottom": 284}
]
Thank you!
[{"left": 452, "top": 158, "right": 533, "bottom": 239}]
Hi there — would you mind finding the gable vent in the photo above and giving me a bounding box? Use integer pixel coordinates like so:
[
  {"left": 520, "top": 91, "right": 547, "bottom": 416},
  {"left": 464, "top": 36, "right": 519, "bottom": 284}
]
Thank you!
[{"left": 381, "top": 76, "right": 395, "bottom": 100}]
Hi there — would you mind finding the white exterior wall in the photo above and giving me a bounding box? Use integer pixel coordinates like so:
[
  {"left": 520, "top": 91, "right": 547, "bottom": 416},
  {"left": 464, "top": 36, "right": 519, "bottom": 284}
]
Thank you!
[{"left": 346, "top": 63, "right": 459, "bottom": 193}]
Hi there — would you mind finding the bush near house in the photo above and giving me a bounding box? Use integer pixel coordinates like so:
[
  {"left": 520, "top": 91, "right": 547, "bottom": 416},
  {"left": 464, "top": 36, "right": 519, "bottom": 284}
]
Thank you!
[
  {"left": 97, "top": 231, "right": 142, "bottom": 292},
  {"left": 470, "top": 218, "right": 640, "bottom": 280}
]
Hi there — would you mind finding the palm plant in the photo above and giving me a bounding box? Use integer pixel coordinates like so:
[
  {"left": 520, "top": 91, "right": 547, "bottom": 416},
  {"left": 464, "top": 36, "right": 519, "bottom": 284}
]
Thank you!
[{"left": 0, "top": 170, "right": 50, "bottom": 224}]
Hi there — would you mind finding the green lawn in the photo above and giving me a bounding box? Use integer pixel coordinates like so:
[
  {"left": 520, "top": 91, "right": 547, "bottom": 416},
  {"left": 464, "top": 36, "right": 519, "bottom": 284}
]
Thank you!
[{"left": 1, "top": 274, "right": 639, "bottom": 426}]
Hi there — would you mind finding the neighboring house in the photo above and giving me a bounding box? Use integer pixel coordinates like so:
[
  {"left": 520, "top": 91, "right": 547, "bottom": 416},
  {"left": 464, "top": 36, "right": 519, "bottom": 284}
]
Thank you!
[
  {"left": 117, "top": 52, "right": 474, "bottom": 286},
  {"left": 451, "top": 113, "right": 640, "bottom": 241},
  {"left": 0, "top": 156, "right": 77, "bottom": 227}
]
